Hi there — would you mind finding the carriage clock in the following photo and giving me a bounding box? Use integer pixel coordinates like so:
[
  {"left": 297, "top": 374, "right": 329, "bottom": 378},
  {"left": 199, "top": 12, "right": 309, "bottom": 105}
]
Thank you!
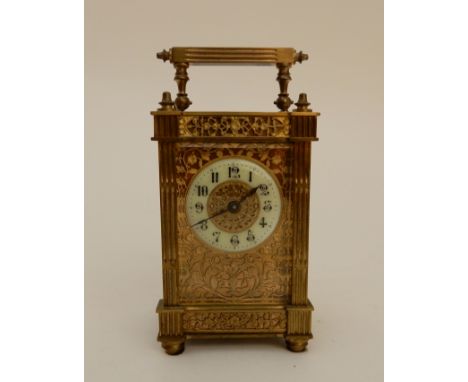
[{"left": 151, "top": 47, "right": 319, "bottom": 355}]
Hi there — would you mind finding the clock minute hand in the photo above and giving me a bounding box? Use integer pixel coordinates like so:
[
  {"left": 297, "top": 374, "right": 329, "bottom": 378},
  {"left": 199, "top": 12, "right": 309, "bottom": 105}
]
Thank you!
[{"left": 190, "top": 207, "right": 229, "bottom": 228}]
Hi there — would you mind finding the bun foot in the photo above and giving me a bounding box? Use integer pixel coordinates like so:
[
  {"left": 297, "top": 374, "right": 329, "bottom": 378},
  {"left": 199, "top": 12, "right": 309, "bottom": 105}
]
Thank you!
[
  {"left": 159, "top": 336, "right": 185, "bottom": 355},
  {"left": 285, "top": 335, "right": 310, "bottom": 352}
]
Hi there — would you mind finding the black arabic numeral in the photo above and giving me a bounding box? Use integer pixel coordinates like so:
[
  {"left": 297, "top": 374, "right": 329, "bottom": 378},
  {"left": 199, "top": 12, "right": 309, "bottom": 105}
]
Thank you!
[
  {"left": 228, "top": 166, "right": 240, "bottom": 179},
  {"left": 247, "top": 230, "right": 255, "bottom": 242},
  {"left": 230, "top": 235, "right": 239, "bottom": 247},
  {"left": 259, "top": 217, "right": 267, "bottom": 228},
  {"left": 263, "top": 200, "right": 272, "bottom": 212},
  {"left": 213, "top": 231, "right": 220, "bottom": 243},
  {"left": 259, "top": 184, "right": 269, "bottom": 196},
  {"left": 195, "top": 202, "right": 204, "bottom": 213}
]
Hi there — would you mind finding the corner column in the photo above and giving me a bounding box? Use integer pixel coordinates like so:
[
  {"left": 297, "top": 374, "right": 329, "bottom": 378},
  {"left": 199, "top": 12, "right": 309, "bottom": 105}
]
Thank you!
[
  {"left": 152, "top": 112, "right": 186, "bottom": 355},
  {"left": 286, "top": 113, "right": 317, "bottom": 351}
]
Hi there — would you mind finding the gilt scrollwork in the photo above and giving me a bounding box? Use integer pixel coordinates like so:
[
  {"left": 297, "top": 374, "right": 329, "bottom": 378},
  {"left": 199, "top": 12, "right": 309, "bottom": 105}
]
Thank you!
[{"left": 179, "top": 116, "right": 290, "bottom": 137}]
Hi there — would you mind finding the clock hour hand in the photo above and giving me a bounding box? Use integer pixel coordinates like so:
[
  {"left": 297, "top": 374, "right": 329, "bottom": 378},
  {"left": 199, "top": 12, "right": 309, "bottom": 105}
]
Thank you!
[
  {"left": 190, "top": 207, "right": 229, "bottom": 228},
  {"left": 238, "top": 185, "right": 260, "bottom": 204}
]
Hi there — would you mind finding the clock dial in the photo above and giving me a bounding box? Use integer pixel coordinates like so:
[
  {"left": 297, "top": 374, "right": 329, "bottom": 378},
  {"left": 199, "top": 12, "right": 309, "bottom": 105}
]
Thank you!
[{"left": 186, "top": 157, "right": 282, "bottom": 252}]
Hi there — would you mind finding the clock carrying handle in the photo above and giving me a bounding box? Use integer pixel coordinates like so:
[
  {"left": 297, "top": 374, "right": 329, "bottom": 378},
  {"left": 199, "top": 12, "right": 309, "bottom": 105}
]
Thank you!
[{"left": 156, "top": 47, "right": 309, "bottom": 112}]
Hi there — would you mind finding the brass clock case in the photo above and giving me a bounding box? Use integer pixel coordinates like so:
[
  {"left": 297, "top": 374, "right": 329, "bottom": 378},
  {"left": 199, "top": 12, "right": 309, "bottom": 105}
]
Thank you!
[{"left": 151, "top": 47, "right": 319, "bottom": 355}]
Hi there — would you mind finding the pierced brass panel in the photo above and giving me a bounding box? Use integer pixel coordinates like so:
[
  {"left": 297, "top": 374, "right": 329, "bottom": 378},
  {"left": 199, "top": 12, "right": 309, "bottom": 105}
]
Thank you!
[{"left": 179, "top": 115, "right": 290, "bottom": 138}]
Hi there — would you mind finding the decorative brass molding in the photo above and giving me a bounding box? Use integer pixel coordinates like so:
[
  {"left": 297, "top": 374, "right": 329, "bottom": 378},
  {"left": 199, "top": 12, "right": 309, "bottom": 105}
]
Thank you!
[
  {"left": 183, "top": 310, "right": 287, "bottom": 332},
  {"left": 157, "top": 301, "right": 184, "bottom": 337},
  {"left": 159, "top": 140, "right": 180, "bottom": 306},
  {"left": 178, "top": 115, "right": 291, "bottom": 138},
  {"left": 287, "top": 304, "right": 313, "bottom": 336},
  {"left": 289, "top": 140, "right": 311, "bottom": 305},
  {"left": 151, "top": 113, "right": 319, "bottom": 142}
]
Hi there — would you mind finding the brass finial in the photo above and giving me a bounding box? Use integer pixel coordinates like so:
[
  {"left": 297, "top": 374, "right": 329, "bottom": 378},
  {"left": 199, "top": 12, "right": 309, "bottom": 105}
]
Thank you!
[
  {"left": 294, "top": 93, "right": 312, "bottom": 112},
  {"left": 156, "top": 49, "right": 171, "bottom": 62},
  {"left": 158, "top": 91, "right": 175, "bottom": 111},
  {"left": 295, "top": 51, "right": 309, "bottom": 63}
]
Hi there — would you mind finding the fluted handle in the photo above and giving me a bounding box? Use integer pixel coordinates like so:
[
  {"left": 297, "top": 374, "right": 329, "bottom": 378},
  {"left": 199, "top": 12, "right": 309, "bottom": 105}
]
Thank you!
[{"left": 156, "top": 47, "right": 309, "bottom": 111}]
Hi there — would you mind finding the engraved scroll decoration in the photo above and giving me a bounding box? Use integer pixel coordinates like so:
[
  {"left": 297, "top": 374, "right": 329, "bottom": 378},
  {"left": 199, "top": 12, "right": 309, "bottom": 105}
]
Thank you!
[
  {"left": 179, "top": 116, "right": 290, "bottom": 137},
  {"left": 183, "top": 311, "right": 287, "bottom": 332},
  {"left": 175, "top": 143, "right": 293, "bottom": 304}
]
